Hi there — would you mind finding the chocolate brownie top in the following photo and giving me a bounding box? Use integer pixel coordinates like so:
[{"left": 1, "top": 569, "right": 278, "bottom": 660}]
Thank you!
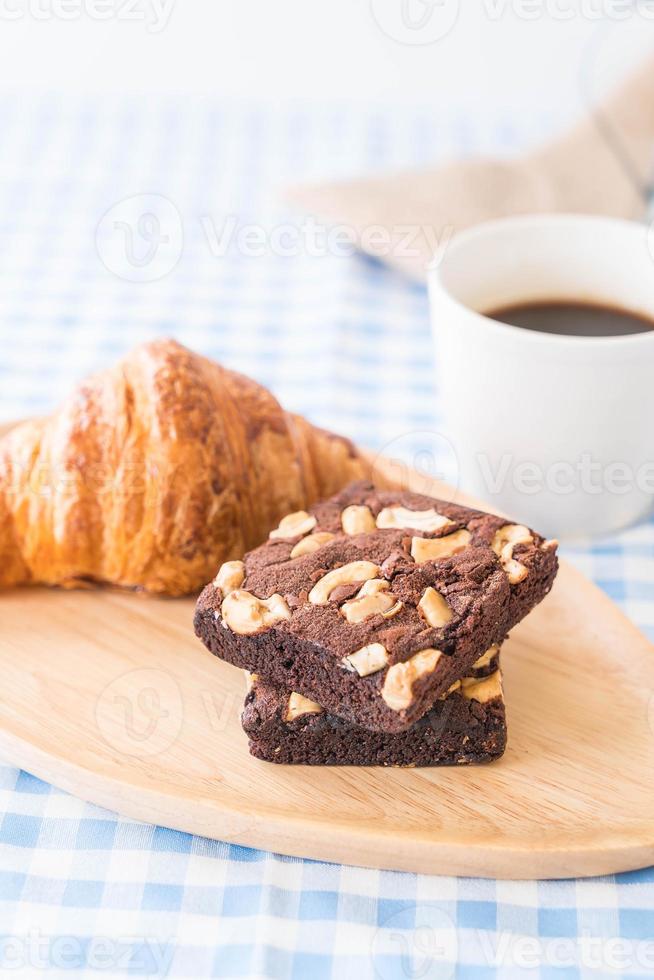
[{"left": 197, "top": 481, "right": 557, "bottom": 726}]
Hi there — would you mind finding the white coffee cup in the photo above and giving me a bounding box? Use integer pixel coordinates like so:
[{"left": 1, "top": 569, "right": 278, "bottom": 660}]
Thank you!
[{"left": 428, "top": 214, "right": 654, "bottom": 538}]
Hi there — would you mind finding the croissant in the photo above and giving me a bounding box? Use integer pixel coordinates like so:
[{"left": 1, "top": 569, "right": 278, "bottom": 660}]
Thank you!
[{"left": 0, "top": 339, "right": 368, "bottom": 595}]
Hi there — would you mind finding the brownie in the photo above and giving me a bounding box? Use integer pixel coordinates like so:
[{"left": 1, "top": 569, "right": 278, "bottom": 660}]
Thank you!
[
  {"left": 194, "top": 481, "right": 557, "bottom": 733},
  {"left": 242, "top": 646, "right": 506, "bottom": 766}
]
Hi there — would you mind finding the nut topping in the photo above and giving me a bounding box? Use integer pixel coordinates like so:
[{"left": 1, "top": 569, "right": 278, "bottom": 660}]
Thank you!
[
  {"left": 340, "top": 579, "right": 402, "bottom": 624},
  {"left": 213, "top": 560, "right": 245, "bottom": 595},
  {"left": 341, "top": 642, "right": 389, "bottom": 677},
  {"left": 439, "top": 679, "right": 461, "bottom": 699},
  {"left": 410, "top": 529, "right": 471, "bottom": 563},
  {"left": 290, "top": 531, "right": 335, "bottom": 559},
  {"left": 461, "top": 671, "right": 503, "bottom": 703},
  {"left": 269, "top": 510, "right": 317, "bottom": 540},
  {"left": 341, "top": 504, "right": 376, "bottom": 535},
  {"left": 376, "top": 506, "right": 454, "bottom": 533},
  {"left": 308, "top": 560, "right": 380, "bottom": 605},
  {"left": 358, "top": 578, "right": 389, "bottom": 596},
  {"left": 472, "top": 644, "right": 500, "bottom": 670},
  {"left": 221, "top": 590, "right": 291, "bottom": 635},
  {"left": 381, "top": 648, "right": 442, "bottom": 711},
  {"left": 491, "top": 524, "right": 533, "bottom": 584},
  {"left": 285, "top": 692, "right": 323, "bottom": 722},
  {"left": 418, "top": 586, "right": 453, "bottom": 628}
]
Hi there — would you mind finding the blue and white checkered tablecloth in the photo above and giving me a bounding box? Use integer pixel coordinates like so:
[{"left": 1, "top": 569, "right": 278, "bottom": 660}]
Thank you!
[{"left": 0, "top": 93, "right": 653, "bottom": 980}]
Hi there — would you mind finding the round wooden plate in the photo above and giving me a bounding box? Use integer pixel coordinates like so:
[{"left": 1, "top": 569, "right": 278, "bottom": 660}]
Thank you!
[{"left": 1, "top": 423, "right": 653, "bottom": 878}]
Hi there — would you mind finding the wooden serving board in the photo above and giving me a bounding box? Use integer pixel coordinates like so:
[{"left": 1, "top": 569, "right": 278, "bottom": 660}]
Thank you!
[{"left": 1, "top": 423, "right": 653, "bottom": 879}]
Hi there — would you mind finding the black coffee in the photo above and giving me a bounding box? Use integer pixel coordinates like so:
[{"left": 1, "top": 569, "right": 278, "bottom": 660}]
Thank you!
[{"left": 487, "top": 301, "right": 654, "bottom": 338}]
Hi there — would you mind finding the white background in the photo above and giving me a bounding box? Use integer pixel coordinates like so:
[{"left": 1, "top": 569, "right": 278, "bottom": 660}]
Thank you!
[{"left": 1, "top": 1, "right": 653, "bottom": 133}]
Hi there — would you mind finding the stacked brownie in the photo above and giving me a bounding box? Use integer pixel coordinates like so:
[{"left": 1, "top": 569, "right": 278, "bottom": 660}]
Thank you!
[{"left": 194, "top": 482, "right": 558, "bottom": 767}]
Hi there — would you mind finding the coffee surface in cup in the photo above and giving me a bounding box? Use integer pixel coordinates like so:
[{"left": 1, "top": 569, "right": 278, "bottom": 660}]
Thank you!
[{"left": 487, "top": 301, "right": 654, "bottom": 337}]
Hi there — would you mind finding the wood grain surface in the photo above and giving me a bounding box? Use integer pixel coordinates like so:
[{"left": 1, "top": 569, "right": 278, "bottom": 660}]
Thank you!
[{"left": 1, "top": 422, "right": 653, "bottom": 878}]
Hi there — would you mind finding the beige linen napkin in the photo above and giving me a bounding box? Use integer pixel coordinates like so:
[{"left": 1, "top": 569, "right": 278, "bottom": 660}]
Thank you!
[{"left": 288, "top": 57, "right": 654, "bottom": 281}]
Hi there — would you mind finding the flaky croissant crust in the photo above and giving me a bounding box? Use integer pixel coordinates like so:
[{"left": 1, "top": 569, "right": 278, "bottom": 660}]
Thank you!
[{"left": 0, "top": 339, "right": 368, "bottom": 595}]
